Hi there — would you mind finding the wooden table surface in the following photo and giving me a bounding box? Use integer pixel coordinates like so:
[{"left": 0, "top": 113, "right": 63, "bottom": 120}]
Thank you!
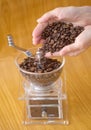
[{"left": 0, "top": 0, "right": 91, "bottom": 130}]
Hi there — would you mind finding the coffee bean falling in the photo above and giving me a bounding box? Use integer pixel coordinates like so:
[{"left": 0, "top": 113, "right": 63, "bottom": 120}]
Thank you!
[{"left": 41, "top": 21, "right": 84, "bottom": 53}]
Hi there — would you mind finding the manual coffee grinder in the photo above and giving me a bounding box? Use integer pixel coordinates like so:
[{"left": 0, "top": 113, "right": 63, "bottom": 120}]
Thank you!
[{"left": 8, "top": 35, "right": 69, "bottom": 125}]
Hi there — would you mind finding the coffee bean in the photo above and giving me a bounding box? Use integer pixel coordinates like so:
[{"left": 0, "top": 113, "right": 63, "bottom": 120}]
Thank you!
[
  {"left": 54, "top": 30, "right": 57, "bottom": 33},
  {"left": 46, "top": 37, "right": 51, "bottom": 42},
  {"left": 19, "top": 57, "right": 62, "bottom": 73},
  {"left": 46, "top": 68, "right": 53, "bottom": 72},
  {"left": 30, "top": 67, "right": 35, "bottom": 72},
  {"left": 37, "top": 69, "right": 43, "bottom": 73},
  {"left": 50, "top": 39, "right": 54, "bottom": 44},
  {"left": 27, "top": 63, "right": 31, "bottom": 67},
  {"left": 41, "top": 21, "right": 84, "bottom": 53}
]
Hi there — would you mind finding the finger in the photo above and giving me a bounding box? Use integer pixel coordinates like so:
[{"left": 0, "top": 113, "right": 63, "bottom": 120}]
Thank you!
[
  {"left": 59, "top": 43, "right": 80, "bottom": 56},
  {"left": 32, "top": 23, "right": 47, "bottom": 45},
  {"left": 52, "top": 47, "right": 85, "bottom": 56},
  {"left": 32, "top": 23, "right": 47, "bottom": 37},
  {"left": 44, "top": 42, "right": 81, "bottom": 57},
  {"left": 32, "top": 38, "right": 45, "bottom": 45},
  {"left": 54, "top": 27, "right": 91, "bottom": 56},
  {"left": 37, "top": 10, "right": 58, "bottom": 23},
  {"left": 37, "top": 7, "right": 75, "bottom": 23},
  {"left": 75, "top": 26, "right": 91, "bottom": 48},
  {"left": 67, "top": 49, "right": 85, "bottom": 56},
  {"left": 67, "top": 49, "right": 84, "bottom": 56},
  {"left": 45, "top": 52, "right": 52, "bottom": 57},
  {"left": 32, "top": 36, "right": 41, "bottom": 45}
]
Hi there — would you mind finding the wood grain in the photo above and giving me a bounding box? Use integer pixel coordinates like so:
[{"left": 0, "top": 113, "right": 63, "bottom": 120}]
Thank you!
[{"left": 0, "top": 0, "right": 91, "bottom": 130}]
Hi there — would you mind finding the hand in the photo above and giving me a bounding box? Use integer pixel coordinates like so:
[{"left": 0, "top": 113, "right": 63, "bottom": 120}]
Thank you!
[{"left": 32, "top": 6, "right": 91, "bottom": 56}]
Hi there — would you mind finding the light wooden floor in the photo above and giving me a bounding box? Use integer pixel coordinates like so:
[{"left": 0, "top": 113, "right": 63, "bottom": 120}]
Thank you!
[{"left": 0, "top": 0, "right": 91, "bottom": 130}]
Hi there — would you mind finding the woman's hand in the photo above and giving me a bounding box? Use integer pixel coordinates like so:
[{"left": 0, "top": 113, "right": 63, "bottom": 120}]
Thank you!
[{"left": 32, "top": 6, "right": 91, "bottom": 56}]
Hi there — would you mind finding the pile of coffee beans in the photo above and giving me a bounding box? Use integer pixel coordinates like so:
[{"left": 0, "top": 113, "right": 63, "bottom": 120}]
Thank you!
[
  {"left": 19, "top": 57, "right": 61, "bottom": 73},
  {"left": 19, "top": 56, "right": 62, "bottom": 87},
  {"left": 41, "top": 21, "right": 84, "bottom": 53}
]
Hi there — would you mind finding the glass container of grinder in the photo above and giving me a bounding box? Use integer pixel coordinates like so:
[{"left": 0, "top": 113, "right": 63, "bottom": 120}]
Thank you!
[{"left": 15, "top": 47, "right": 65, "bottom": 92}]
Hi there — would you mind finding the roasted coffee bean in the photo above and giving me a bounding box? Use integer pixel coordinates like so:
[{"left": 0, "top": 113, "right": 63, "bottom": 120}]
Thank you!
[
  {"left": 27, "top": 63, "right": 31, "bottom": 67},
  {"left": 50, "top": 39, "right": 54, "bottom": 44},
  {"left": 41, "top": 21, "right": 84, "bottom": 53},
  {"left": 19, "top": 57, "right": 62, "bottom": 73},
  {"left": 30, "top": 67, "right": 35, "bottom": 72},
  {"left": 37, "top": 69, "right": 43, "bottom": 73},
  {"left": 54, "top": 30, "right": 57, "bottom": 33},
  {"left": 46, "top": 68, "right": 53, "bottom": 72}
]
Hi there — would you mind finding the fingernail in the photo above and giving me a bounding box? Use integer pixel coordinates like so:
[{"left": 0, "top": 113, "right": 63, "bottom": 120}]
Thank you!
[
  {"left": 32, "top": 39, "right": 36, "bottom": 44},
  {"left": 37, "top": 19, "right": 40, "bottom": 22}
]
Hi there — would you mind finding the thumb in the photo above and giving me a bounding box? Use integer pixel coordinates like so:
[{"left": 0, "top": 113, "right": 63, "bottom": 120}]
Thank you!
[
  {"left": 37, "top": 11, "right": 58, "bottom": 23},
  {"left": 59, "top": 43, "right": 79, "bottom": 56},
  {"left": 59, "top": 26, "right": 91, "bottom": 56}
]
